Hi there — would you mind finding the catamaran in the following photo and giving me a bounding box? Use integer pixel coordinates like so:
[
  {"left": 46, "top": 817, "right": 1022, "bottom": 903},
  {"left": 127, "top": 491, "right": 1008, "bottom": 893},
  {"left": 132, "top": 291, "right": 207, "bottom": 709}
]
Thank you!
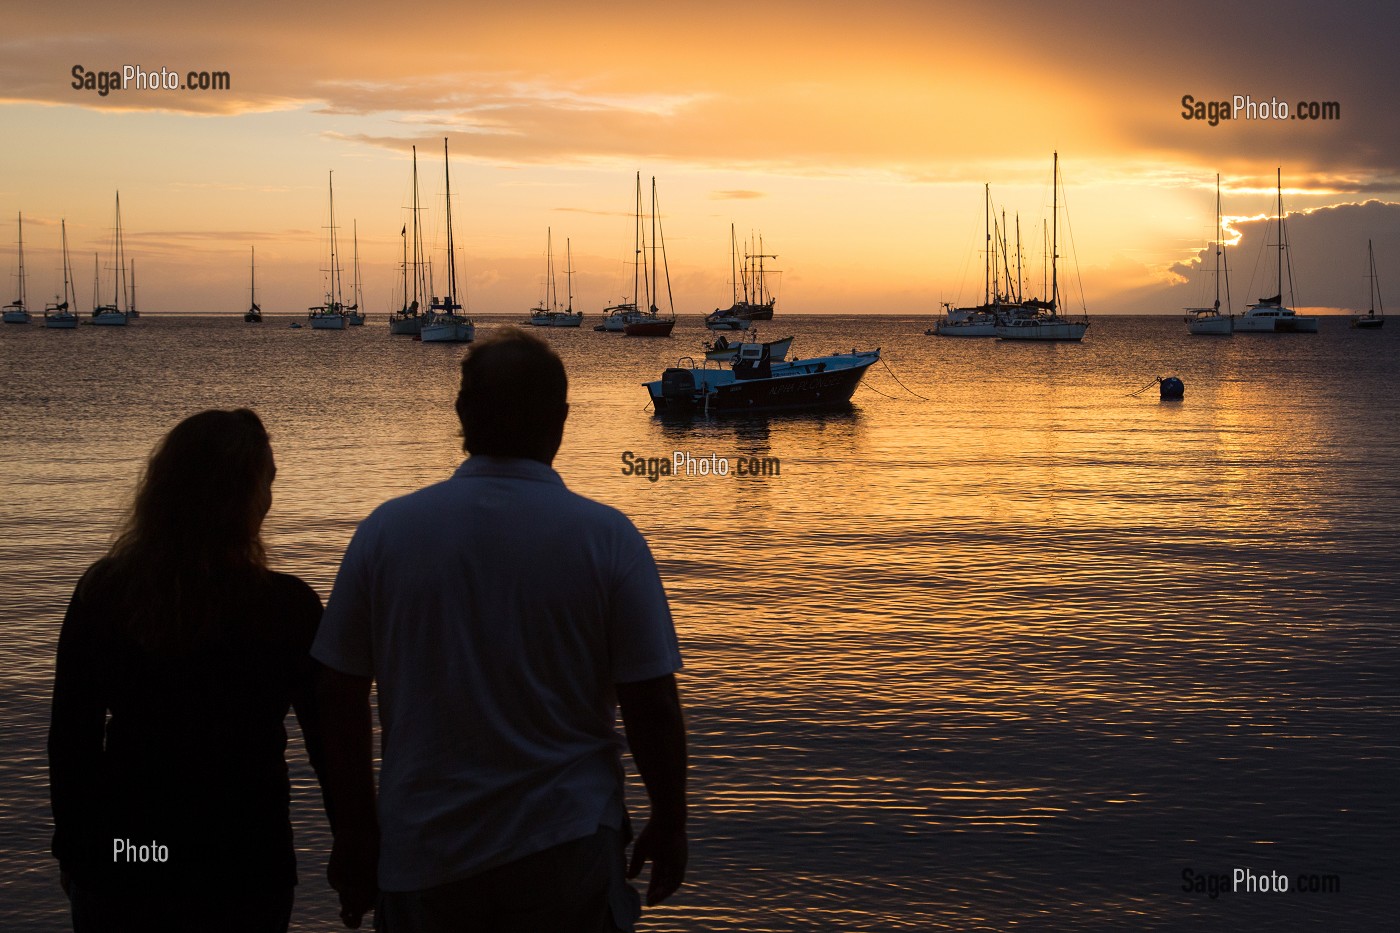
[{"left": 1235, "top": 169, "right": 1317, "bottom": 334}]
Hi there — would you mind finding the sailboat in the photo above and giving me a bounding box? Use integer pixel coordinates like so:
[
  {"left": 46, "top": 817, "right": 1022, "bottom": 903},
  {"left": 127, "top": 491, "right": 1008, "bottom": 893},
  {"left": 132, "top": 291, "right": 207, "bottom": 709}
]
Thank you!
[
  {"left": 932, "top": 186, "right": 1028, "bottom": 337},
  {"left": 995, "top": 153, "right": 1089, "bottom": 341},
  {"left": 1352, "top": 240, "right": 1385, "bottom": 329},
  {"left": 345, "top": 221, "right": 365, "bottom": 325},
  {"left": 127, "top": 259, "right": 139, "bottom": 319},
  {"left": 1235, "top": 169, "right": 1317, "bottom": 333},
  {"left": 389, "top": 147, "right": 427, "bottom": 335},
  {"left": 308, "top": 172, "right": 348, "bottom": 329},
  {"left": 596, "top": 174, "right": 646, "bottom": 333},
  {"left": 421, "top": 137, "right": 475, "bottom": 343},
  {"left": 705, "top": 225, "right": 776, "bottom": 329},
  {"left": 528, "top": 228, "right": 583, "bottom": 327},
  {"left": 3, "top": 213, "right": 31, "bottom": 324},
  {"left": 624, "top": 176, "right": 676, "bottom": 337},
  {"left": 1185, "top": 174, "right": 1233, "bottom": 335},
  {"left": 92, "top": 194, "right": 130, "bottom": 326},
  {"left": 244, "top": 247, "right": 262, "bottom": 322},
  {"left": 44, "top": 220, "right": 79, "bottom": 329}
]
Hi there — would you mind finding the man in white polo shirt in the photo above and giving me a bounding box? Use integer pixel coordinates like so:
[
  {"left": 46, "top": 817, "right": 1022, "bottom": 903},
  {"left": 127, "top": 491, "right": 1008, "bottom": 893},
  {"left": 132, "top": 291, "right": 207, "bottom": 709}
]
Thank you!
[{"left": 313, "top": 329, "right": 687, "bottom": 931}]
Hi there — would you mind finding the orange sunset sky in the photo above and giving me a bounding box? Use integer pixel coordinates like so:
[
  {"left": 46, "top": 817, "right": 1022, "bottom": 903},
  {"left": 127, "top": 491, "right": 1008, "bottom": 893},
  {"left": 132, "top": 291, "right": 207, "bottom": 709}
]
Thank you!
[{"left": 2, "top": 0, "right": 1398, "bottom": 316}]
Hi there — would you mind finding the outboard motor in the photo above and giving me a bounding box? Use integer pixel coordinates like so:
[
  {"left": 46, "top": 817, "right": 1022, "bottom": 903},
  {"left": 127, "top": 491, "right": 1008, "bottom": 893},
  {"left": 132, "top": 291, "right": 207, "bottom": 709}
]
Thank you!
[{"left": 661, "top": 368, "right": 697, "bottom": 402}]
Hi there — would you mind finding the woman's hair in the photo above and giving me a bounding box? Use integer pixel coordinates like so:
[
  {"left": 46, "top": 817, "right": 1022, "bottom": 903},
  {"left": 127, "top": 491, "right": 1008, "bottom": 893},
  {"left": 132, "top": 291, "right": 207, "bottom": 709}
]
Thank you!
[{"left": 100, "top": 408, "right": 275, "bottom": 647}]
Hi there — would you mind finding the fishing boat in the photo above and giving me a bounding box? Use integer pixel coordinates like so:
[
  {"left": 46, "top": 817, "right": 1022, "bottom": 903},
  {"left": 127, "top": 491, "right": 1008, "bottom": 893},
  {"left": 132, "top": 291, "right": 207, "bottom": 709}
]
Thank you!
[
  {"left": 995, "top": 153, "right": 1089, "bottom": 341},
  {"left": 528, "top": 229, "right": 583, "bottom": 327},
  {"left": 3, "top": 213, "right": 31, "bottom": 324},
  {"left": 421, "top": 138, "right": 475, "bottom": 343},
  {"left": 646, "top": 342, "right": 880, "bottom": 412},
  {"left": 1185, "top": 174, "right": 1233, "bottom": 335},
  {"left": 1235, "top": 169, "right": 1317, "bottom": 334},
  {"left": 623, "top": 176, "right": 676, "bottom": 337},
  {"left": 44, "top": 220, "right": 79, "bottom": 329},
  {"left": 389, "top": 147, "right": 427, "bottom": 336},
  {"left": 703, "top": 331, "right": 794, "bottom": 363},
  {"left": 92, "top": 194, "right": 131, "bottom": 326},
  {"left": 244, "top": 247, "right": 262, "bottom": 322},
  {"left": 1351, "top": 240, "right": 1384, "bottom": 329},
  {"left": 308, "top": 172, "right": 349, "bottom": 330},
  {"left": 704, "top": 225, "right": 776, "bottom": 328}
]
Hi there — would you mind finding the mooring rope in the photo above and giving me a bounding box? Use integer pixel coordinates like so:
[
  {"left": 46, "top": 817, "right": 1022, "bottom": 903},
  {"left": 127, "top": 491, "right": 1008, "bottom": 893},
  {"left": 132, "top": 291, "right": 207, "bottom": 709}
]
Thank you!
[
  {"left": 878, "top": 357, "right": 932, "bottom": 400},
  {"left": 1126, "top": 377, "right": 1161, "bottom": 398}
]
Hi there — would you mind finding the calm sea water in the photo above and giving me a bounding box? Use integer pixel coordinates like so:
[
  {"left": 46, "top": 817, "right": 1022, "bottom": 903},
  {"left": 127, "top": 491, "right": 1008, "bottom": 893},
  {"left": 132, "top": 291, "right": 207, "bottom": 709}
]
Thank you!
[{"left": 1, "top": 314, "right": 1396, "bottom": 931}]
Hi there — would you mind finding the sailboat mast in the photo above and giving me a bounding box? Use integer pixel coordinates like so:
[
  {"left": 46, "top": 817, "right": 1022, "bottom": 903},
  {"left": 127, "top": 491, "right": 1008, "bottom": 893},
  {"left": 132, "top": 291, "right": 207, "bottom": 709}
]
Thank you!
[
  {"left": 566, "top": 237, "right": 573, "bottom": 312},
  {"left": 16, "top": 213, "right": 25, "bottom": 310},
  {"left": 444, "top": 138, "right": 458, "bottom": 308},
  {"left": 61, "top": 220, "right": 71, "bottom": 307},
  {"left": 401, "top": 215, "right": 408, "bottom": 311},
  {"left": 114, "top": 193, "right": 126, "bottom": 311},
  {"left": 251, "top": 246, "right": 256, "bottom": 309},
  {"left": 650, "top": 176, "right": 658, "bottom": 314},
  {"left": 1015, "top": 214, "right": 1023, "bottom": 303},
  {"left": 1051, "top": 152, "right": 1059, "bottom": 312},
  {"left": 731, "top": 223, "right": 739, "bottom": 305},
  {"left": 328, "top": 172, "right": 340, "bottom": 308},
  {"left": 1276, "top": 167, "right": 1283, "bottom": 301},
  {"left": 412, "top": 146, "right": 423, "bottom": 307},
  {"left": 352, "top": 220, "right": 361, "bottom": 310},
  {"left": 1213, "top": 174, "right": 1222, "bottom": 310},
  {"left": 983, "top": 185, "right": 990, "bottom": 306},
  {"left": 633, "top": 172, "right": 642, "bottom": 312},
  {"left": 129, "top": 259, "right": 136, "bottom": 313}
]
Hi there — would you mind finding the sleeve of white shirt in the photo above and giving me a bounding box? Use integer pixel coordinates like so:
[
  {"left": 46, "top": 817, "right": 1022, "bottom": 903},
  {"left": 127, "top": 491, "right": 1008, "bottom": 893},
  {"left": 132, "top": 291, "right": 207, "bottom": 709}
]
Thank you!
[
  {"left": 312, "top": 519, "right": 376, "bottom": 678},
  {"left": 608, "top": 520, "right": 683, "bottom": 684}
]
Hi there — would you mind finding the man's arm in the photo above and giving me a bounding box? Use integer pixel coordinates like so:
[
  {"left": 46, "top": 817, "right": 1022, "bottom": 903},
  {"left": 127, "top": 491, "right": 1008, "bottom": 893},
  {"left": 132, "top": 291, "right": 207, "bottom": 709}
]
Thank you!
[
  {"left": 617, "top": 673, "right": 688, "bottom": 906},
  {"left": 316, "top": 665, "right": 379, "bottom": 929}
]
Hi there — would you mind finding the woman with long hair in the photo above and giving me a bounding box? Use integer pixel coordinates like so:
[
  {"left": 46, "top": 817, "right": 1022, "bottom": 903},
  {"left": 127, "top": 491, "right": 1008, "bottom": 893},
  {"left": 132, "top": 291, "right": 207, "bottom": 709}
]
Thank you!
[{"left": 49, "top": 409, "right": 324, "bottom": 933}]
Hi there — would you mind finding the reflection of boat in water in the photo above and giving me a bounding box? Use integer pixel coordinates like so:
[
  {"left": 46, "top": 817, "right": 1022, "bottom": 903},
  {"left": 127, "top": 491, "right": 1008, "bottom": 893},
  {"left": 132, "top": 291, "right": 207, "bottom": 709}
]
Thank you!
[
  {"left": 1236, "top": 169, "right": 1317, "bottom": 334},
  {"left": 1185, "top": 174, "right": 1232, "bottom": 335},
  {"left": 703, "top": 331, "right": 793, "bottom": 363},
  {"left": 645, "top": 342, "right": 879, "bottom": 412},
  {"left": 994, "top": 153, "right": 1089, "bottom": 342},
  {"left": 705, "top": 225, "right": 776, "bottom": 328},
  {"left": 1351, "top": 239, "right": 1384, "bottom": 329}
]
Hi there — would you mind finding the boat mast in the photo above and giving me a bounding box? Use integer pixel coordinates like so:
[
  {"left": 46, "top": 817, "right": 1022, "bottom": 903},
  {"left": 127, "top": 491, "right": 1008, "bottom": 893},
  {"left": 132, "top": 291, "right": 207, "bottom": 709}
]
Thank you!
[
  {"left": 443, "top": 137, "right": 459, "bottom": 311},
  {"left": 565, "top": 237, "right": 573, "bottom": 313},
  {"left": 1213, "top": 174, "right": 1222, "bottom": 310},
  {"left": 731, "top": 223, "right": 739, "bottom": 306},
  {"left": 1051, "top": 152, "right": 1059, "bottom": 313},
  {"left": 983, "top": 185, "right": 990, "bottom": 306},
  {"left": 351, "top": 220, "right": 361, "bottom": 311},
  {"left": 412, "top": 146, "right": 422, "bottom": 310},
  {"left": 129, "top": 259, "right": 136, "bottom": 313},
  {"left": 328, "top": 172, "right": 341, "bottom": 310},
  {"left": 15, "top": 213, "right": 25, "bottom": 311},
  {"left": 400, "top": 214, "right": 408, "bottom": 312},
  {"left": 250, "top": 246, "right": 256, "bottom": 310},
  {"left": 1015, "top": 214, "right": 1023, "bottom": 303},
  {"left": 1369, "top": 239, "right": 1384, "bottom": 317},
  {"left": 113, "top": 193, "right": 126, "bottom": 312},
  {"left": 633, "top": 172, "right": 642, "bottom": 312},
  {"left": 650, "top": 176, "right": 658, "bottom": 314},
  {"left": 61, "top": 220, "right": 71, "bottom": 309},
  {"left": 1276, "top": 167, "right": 1283, "bottom": 302},
  {"left": 92, "top": 252, "right": 99, "bottom": 312},
  {"left": 546, "top": 227, "right": 555, "bottom": 312}
]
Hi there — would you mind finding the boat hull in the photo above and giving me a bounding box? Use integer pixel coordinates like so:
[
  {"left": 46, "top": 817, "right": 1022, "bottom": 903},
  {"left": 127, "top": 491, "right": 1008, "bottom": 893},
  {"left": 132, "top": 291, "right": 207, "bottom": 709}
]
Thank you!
[
  {"left": 310, "top": 314, "right": 346, "bottom": 330},
  {"left": 1352, "top": 315, "right": 1384, "bottom": 329},
  {"left": 1186, "top": 314, "right": 1232, "bottom": 335},
  {"left": 1234, "top": 309, "right": 1318, "bottom": 333},
  {"left": 528, "top": 312, "right": 584, "bottom": 327},
  {"left": 624, "top": 319, "right": 675, "bottom": 337},
  {"left": 388, "top": 315, "right": 423, "bottom": 335},
  {"left": 421, "top": 320, "right": 475, "bottom": 343},
  {"left": 934, "top": 320, "right": 999, "bottom": 337},
  {"left": 646, "top": 352, "right": 878, "bottom": 413},
  {"left": 91, "top": 312, "right": 129, "bottom": 326},
  {"left": 2, "top": 310, "right": 31, "bottom": 324},
  {"left": 996, "top": 320, "right": 1088, "bottom": 341},
  {"left": 44, "top": 314, "right": 78, "bottom": 329}
]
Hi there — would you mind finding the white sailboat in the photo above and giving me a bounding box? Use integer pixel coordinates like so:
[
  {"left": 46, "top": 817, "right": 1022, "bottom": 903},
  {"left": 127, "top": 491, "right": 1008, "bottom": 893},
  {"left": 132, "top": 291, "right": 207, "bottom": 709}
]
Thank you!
[
  {"left": 528, "top": 229, "right": 583, "bottom": 327},
  {"left": 421, "top": 138, "right": 475, "bottom": 343},
  {"left": 309, "top": 172, "right": 348, "bottom": 330},
  {"left": 623, "top": 175, "right": 676, "bottom": 337},
  {"left": 932, "top": 186, "right": 1028, "bottom": 337},
  {"left": 92, "top": 194, "right": 130, "bottom": 326},
  {"left": 389, "top": 147, "right": 427, "bottom": 336},
  {"left": 995, "top": 153, "right": 1089, "bottom": 341},
  {"left": 1185, "top": 174, "right": 1233, "bottom": 335},
  {"left": 345, "top": 221, "right": 365, "bottom": 325},
  {"left": 44, "top": 220, "right": 79, "bottom": 329},
  {"left": 1235, "top": 169, "right": 1317, "bottom": 334},
  {"left": 1352, "top": 240, "right": 1384, "bottom": 329},
  {"left": 3, "top": 213, "right": 31, "bottom": 324},
  {"left": 594, "top": 173, "right": 646, "bottom": 333}
]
